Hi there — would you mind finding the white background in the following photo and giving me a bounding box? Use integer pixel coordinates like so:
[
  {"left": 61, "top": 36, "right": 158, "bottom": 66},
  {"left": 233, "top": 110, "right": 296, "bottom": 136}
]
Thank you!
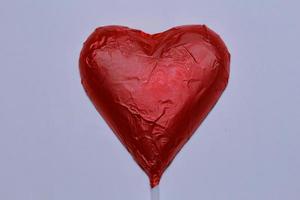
[{"left": 0, "top": 0, "right": 299, "bottom": 199}]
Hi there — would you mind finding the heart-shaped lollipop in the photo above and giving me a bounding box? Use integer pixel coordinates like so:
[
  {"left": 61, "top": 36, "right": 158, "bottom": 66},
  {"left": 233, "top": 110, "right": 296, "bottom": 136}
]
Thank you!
[{"left": 79, "top": 25, "right": 230, "bottom": 188}]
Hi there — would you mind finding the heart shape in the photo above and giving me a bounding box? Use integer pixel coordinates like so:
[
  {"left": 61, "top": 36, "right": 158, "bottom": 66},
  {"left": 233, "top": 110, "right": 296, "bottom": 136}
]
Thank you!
[{"left": 79, "top": 25, "right": 230, "bottom": 187}]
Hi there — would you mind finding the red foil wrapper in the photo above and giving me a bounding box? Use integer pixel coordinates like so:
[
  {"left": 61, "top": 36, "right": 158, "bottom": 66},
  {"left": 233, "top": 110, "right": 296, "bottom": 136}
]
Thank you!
[{"left": 79, "top": 25, "right": 230, "bottom": 187}]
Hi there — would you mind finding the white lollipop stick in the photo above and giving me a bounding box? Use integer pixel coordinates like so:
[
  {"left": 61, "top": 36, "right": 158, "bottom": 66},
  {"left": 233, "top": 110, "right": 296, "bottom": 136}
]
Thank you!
[{"left": 151, "top": 185, "right": 160, "bottom": 200}]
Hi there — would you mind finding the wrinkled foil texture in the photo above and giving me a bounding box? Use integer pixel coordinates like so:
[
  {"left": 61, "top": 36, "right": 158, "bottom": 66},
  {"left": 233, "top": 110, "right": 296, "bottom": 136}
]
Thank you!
[{"left": 79, "top": 25, "right": 230, "bottom": 187}]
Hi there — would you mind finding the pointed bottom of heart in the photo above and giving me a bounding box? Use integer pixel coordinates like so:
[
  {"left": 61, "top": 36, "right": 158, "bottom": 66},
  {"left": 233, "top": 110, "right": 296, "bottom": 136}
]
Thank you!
[{"left": 150, "top": 174, "right": 161, "bottom": 188}]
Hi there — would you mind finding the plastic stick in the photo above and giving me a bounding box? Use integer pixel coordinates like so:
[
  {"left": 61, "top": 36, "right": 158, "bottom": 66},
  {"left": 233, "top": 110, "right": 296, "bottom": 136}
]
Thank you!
[{"left": 151, "top": 185, "right": 160, "bottom": 200}]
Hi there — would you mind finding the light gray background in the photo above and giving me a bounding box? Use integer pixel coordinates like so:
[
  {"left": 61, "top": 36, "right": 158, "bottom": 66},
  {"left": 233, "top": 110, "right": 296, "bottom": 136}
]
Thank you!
[{"left": 0, "top": 0, "right": 299, "bottom": 199}]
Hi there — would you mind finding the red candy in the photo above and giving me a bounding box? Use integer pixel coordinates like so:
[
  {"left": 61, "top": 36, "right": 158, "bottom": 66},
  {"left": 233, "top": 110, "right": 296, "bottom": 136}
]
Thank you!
[{"left": 79, "top": 25, "right": 230, "bottom": 187}]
